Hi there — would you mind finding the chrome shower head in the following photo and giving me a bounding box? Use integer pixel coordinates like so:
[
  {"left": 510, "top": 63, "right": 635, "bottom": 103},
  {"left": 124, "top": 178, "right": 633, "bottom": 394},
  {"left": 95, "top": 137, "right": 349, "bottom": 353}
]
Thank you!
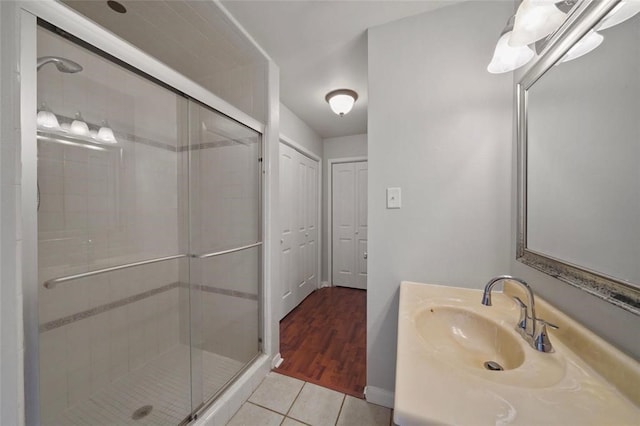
[{"left": 37, "top": 56, "right": 83, "bottom": 73}]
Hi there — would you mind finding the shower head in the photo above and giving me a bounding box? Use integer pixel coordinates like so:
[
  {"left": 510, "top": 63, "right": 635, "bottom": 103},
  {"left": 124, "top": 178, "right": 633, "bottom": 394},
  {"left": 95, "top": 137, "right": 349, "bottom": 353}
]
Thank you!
[{"left": 37, "top": 56, "right": 83, "bottom": 73}]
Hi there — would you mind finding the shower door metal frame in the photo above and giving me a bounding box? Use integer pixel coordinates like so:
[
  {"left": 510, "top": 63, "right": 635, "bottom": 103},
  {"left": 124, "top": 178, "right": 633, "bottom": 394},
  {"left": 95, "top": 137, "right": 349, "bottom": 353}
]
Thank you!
[{"left": 19, "top": 1, "right": 269, "bottom": 425}]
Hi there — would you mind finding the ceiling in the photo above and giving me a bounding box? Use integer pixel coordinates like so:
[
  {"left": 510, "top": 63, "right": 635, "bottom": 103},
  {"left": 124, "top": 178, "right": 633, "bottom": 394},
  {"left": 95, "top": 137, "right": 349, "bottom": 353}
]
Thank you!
[{"left": 221, "top": 0, "right": 463, "bottom": 138}]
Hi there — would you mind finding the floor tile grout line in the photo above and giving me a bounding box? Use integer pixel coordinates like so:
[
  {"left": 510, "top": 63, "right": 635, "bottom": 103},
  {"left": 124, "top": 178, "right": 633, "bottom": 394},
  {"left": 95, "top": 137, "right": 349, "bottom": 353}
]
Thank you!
[
  {"left": 333, "top": 393, "right": 347, "bottom": 426},
  {"left": 284, "top": 381, "right": 307, "bottom": 418}
]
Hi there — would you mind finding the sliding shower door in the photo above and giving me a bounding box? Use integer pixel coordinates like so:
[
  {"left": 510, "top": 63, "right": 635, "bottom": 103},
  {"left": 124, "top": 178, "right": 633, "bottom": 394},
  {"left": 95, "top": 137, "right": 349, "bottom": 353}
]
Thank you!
[
  {"left": 37, "top": 26, "right": 192, "bottom": 425},
  {"left": 36, "top": 23, "right": 262, "bottom": 426},
  {"left": 187, "top": 101, "right": 262, "bottom": 412}
]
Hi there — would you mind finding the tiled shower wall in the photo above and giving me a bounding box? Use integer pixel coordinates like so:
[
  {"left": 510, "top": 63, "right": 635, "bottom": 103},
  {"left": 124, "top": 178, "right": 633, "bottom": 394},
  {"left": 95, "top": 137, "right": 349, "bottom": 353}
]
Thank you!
[
  {"left": 37, "top": 28, "right": 184, "bottom": 420},
  {"left": 37, "top": 138, "right": 182, "bottom": 420}
]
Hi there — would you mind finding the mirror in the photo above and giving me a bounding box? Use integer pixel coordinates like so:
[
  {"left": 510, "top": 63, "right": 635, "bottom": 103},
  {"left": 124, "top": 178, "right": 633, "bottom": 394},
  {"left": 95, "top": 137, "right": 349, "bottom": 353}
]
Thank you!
[{"left": 517, "top": 0, "right": 640, "bottom": 315}]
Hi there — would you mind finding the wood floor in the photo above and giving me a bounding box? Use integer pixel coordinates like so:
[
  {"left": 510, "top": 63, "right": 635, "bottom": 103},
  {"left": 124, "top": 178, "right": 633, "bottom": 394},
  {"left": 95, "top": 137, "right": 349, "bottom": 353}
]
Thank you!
[{"left": 274, "top": 286, "right": 366, "bottom": 398}]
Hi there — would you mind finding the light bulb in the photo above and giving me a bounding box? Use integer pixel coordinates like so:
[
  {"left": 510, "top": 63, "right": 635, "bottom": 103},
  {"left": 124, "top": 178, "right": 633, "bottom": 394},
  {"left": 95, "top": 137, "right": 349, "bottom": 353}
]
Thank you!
[
  {"left": 70, "top": 112, "right": 89, "bottom": 136},
  {"left": 36, "top": 103, "right": 60, "bottom": 130},
  {"left": 560, "top": 31, "right": 604, "bottom": 63},
  {"left": 597, "top": 1, "right": 640, "bottom": 31},
  {"left": 97, "top": 120, "right": 117, "bottom": 143},
  {"left": 509, "top": 0, "right": 568, "bottom": 47},
  {"left": 488, "top": 31, "right": 534, "bottom": 74}
]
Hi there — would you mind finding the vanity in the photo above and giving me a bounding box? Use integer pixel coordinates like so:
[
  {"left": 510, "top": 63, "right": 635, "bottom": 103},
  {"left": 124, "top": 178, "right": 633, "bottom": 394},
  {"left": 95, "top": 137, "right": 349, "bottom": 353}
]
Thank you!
[
  {"left": 393, "top": 1, "right": 640, "bottom": 422},
  {"left": 394, "top": 280, "right": 640, "bottom": 425}
]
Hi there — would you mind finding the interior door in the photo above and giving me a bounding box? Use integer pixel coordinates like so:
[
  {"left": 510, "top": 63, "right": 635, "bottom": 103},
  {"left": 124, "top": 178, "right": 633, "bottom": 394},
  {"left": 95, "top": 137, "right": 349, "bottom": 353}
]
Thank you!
[
  {"left": 332, "top": 161, "right": 368, "bottom": 289},
  {"left": 279, "top": 142, "right": 319, "bottom": 318},
  {"left": 354, "top": 162, "right": 368, "bottom": 289}
]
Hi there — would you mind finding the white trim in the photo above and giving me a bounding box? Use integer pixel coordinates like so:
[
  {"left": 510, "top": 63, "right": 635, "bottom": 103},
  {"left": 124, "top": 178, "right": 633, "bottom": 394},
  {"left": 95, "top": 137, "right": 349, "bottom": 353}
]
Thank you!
[
  {"left": 271, "top": 353, "right": 284, "bottom": 369},
  {"left": 194, "top": 355, "right": 270, "bottom": 426},
  {"left": 280, "top": 133, "right": 322, "bottom": 162},
  {"left": 279, "top": 137, "right": 323, "bottom": 292},
  {"left": 320, "top": 281, "right": 330, "bottom": 288},
  {"left": 364, "top": 386, "right": 394, "bottom": 409},
  {"left": 20, "top": 0, "right": 266, "bottom": 134},
  {"left": 19, "top": 8, "right": 40, "bottom": 425},
  {"left": 327, "top": 156, "right": 367, "bottom": 287}
]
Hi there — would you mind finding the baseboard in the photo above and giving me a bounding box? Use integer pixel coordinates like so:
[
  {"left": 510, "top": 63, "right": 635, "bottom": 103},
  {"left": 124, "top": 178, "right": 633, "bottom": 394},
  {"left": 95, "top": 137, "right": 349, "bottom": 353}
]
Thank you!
[
  {"left": 271, "top": 353, "right": 284, "bottom": 369},
  {"left": 364, "top": 386, "right": 394, "bottom": 409},
  {"left": 319, "top": 281, "right": 331, "bottom": 288}
]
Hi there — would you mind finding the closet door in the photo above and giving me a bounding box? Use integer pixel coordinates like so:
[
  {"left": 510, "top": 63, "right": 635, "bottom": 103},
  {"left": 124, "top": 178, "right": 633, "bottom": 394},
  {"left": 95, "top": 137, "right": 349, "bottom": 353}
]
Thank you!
[
  {"left": 279, "top": 143, "right": 319, "bottom": 318},
  {"left": 332, "top": 161, "right": 368, "bottom": 290}
]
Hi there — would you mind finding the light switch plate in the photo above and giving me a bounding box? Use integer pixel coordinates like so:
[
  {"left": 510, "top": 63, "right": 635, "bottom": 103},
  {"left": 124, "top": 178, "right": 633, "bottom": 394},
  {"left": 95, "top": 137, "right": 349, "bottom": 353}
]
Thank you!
[{"left": 387, "top": 187, "right": 401, "bottom": 209}]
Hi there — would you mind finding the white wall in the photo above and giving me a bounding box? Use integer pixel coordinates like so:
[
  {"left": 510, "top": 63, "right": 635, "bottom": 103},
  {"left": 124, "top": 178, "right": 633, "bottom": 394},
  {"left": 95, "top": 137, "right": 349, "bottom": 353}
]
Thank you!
[
  {"left": 322, "top": 134, "right": 367, "bottom": 282},
  {"left": 279, "top": 103, "right": 323, "bottom": 157},
  {"left": 367, "top": 1, "right": 513, "bottom": 401}
]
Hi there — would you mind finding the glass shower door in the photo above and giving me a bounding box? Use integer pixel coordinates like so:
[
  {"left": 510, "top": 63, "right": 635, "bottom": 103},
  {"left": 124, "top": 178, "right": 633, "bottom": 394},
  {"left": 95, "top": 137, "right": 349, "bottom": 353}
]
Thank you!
[
  {"left": 37, "top": 25, "right": 192, "bottom": 425},
  {"left": 187, "top": 100, "right": 262, "bottom": 412}
]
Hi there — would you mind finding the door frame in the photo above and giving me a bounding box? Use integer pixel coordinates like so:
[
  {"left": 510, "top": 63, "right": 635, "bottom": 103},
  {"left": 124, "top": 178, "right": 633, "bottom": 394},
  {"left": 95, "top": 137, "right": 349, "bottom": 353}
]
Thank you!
[
  {"left": 279, "top": 134, "right": 322, "bottom": 296},
  {"left": 328, "top": 157, "right": 367, "bottom": 287}
]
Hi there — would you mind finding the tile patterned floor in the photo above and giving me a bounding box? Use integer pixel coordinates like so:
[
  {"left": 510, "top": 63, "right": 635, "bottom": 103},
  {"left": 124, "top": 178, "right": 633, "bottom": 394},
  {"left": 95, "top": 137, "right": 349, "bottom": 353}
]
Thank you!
[
  {"left": 227, "top": 372, "right": 392, "bottom": 426},
  {"left": 49, "top": 345, "right": 244, "bottom": 426}
]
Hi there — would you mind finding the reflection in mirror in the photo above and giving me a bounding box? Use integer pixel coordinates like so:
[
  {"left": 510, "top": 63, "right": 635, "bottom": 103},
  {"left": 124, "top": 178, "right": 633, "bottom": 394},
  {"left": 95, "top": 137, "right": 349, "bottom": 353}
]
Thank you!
[{"left": 518, "top": 0, "right": 640, "bottom": 314}]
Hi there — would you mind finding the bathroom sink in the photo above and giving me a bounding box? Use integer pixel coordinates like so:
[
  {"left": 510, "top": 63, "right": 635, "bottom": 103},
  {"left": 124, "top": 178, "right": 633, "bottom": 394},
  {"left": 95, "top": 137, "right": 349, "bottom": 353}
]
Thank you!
[
  {"left": 414, "top": 306, "right": 524, "bottom": 371},
  {"left": 394, "top": 281, "right": 640, "bottom": 426}
]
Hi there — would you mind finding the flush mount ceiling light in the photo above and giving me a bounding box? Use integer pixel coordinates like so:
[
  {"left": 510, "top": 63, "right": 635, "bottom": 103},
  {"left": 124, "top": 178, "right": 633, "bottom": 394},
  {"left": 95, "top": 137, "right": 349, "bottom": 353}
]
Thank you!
[
  {"left": 509, "top": 0, "right": 572, "bottom": 47},
  {"left": 487, "top": 15, "right": 535, "bottom": 74},
  {"left": 325, "top": 89, "right": 358, "bottom": 117}
]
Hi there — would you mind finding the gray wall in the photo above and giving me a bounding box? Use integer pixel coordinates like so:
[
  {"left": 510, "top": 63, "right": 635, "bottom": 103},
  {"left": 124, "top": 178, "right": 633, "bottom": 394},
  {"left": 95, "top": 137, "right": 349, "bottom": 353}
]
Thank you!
[
  {"left": 280, "top": 103, "right": 323, "bottom": 157},
  {"left": 367, "top": 1, "right": 513, "bottom": 397},
  {"left": 321, "top": 134, "right": 367, "bottom": 282}
]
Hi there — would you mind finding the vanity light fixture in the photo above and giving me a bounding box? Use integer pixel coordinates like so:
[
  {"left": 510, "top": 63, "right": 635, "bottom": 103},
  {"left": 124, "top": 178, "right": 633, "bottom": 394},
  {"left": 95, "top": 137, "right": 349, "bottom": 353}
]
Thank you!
[
  {"left": 596, "top": 0, "right": 640, "bottom": 30},
  {"left": 325, "top": 89, "right": 358, "bottom": 117},
  {"left": 560, "top": 30, "right": 604, "bottom": 63},
  {"left": 97, "top": 120, "right": 118, "bottom": 143},
  {"left": 487, "top": 15, "right": 535, "bottom": 74},
  {"left": 509, "top": 0, "right": 571, "bottom": 47},
  {"left": 70, "top": 112, "right": 90, "bottom": 136},
  {"left": 36, "top": 103, "right": 61, "bottom": 130}
]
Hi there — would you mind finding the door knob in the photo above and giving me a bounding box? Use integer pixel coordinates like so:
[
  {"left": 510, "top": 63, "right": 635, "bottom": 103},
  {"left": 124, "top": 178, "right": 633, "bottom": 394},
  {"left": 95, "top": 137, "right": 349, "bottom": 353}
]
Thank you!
[
  {"left": 280, "top": 239, "right": 284, "bottom": 244},
  {"left": 305, "top": 233, "right": 309, "bottom": 237},
  {"left": 364, "top": 252, "right": 368, "bottom": 259}
]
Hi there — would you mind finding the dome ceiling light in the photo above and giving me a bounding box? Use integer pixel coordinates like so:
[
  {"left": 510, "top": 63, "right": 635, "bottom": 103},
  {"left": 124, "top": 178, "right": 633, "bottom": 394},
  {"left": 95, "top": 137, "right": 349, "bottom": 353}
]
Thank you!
[{"left": 325, "top": 89, "right": 358, "bottom": 117}]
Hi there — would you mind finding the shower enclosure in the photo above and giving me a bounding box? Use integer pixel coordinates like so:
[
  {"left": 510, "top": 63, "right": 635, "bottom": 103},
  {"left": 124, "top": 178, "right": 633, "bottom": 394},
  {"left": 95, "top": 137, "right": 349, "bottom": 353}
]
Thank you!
[{"left": 36, "top": 23, "right": 262, "bottom": 425}]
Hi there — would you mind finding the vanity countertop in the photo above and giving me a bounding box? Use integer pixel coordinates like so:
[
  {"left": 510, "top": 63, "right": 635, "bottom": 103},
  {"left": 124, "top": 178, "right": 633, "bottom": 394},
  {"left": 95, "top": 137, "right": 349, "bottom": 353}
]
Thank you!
[{"left": 394, "top": 281, "right": 640, "bottom": 426}]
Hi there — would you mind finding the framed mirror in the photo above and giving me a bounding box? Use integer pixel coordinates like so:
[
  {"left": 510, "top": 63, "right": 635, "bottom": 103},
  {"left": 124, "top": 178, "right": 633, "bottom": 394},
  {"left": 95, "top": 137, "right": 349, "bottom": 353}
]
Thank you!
[{"left": 517, "top": 0, "right": 640, "bottom": 315}]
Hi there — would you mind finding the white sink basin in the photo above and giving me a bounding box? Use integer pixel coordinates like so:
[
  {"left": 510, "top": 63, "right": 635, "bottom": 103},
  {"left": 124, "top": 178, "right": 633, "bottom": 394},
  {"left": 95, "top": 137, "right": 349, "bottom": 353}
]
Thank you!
[
  {"left": 414, "top": 306, "right": 525, "bottom": 371},
  {"left": 394, "top": 281, "right": 640, "bottom": 425}
]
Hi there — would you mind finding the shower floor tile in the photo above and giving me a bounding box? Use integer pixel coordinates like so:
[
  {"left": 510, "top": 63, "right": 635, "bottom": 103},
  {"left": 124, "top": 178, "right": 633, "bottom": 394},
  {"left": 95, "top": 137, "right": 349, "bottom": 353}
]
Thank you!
[{"left": 49, "top": 344, "right": 244, "bottom": 426}]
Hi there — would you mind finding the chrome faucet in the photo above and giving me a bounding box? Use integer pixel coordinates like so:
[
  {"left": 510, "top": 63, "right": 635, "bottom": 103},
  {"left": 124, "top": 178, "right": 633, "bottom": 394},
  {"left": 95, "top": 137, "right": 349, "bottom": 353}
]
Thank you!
[{"left": 482, "top": 275, "right": 558, "bottom": 353}]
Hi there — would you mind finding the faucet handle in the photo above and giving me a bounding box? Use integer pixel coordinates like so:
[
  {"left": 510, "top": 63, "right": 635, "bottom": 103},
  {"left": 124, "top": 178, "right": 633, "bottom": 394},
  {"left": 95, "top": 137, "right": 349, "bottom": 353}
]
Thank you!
[
  {"left": 537, "top": 318, "right": 559, "bottom": 330},
  {"left": 533, "top": 318, "right": 559, "bottom": 353},
  {"left": 512, "top": 296, "right": 528, "bottom": 331}
]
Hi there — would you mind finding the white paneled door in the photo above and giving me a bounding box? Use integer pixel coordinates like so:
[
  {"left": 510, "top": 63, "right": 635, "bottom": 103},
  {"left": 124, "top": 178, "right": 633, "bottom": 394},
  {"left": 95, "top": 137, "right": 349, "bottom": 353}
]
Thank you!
[
  {"left": 332, "top": 161, "right": 368, "bottom": 289},
  {"left": 280, "top": 142, "right": 319, "bottom": 318}
]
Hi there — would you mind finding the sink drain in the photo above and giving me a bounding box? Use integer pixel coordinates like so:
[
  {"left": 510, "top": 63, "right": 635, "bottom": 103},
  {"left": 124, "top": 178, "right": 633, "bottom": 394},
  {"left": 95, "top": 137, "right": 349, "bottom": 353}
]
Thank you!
[
  {"left": 132, "top": 405, "right": 153, "bottom": 420},
  {"left": 483, "top": 361, "right": 504, "bottom": 371}
]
